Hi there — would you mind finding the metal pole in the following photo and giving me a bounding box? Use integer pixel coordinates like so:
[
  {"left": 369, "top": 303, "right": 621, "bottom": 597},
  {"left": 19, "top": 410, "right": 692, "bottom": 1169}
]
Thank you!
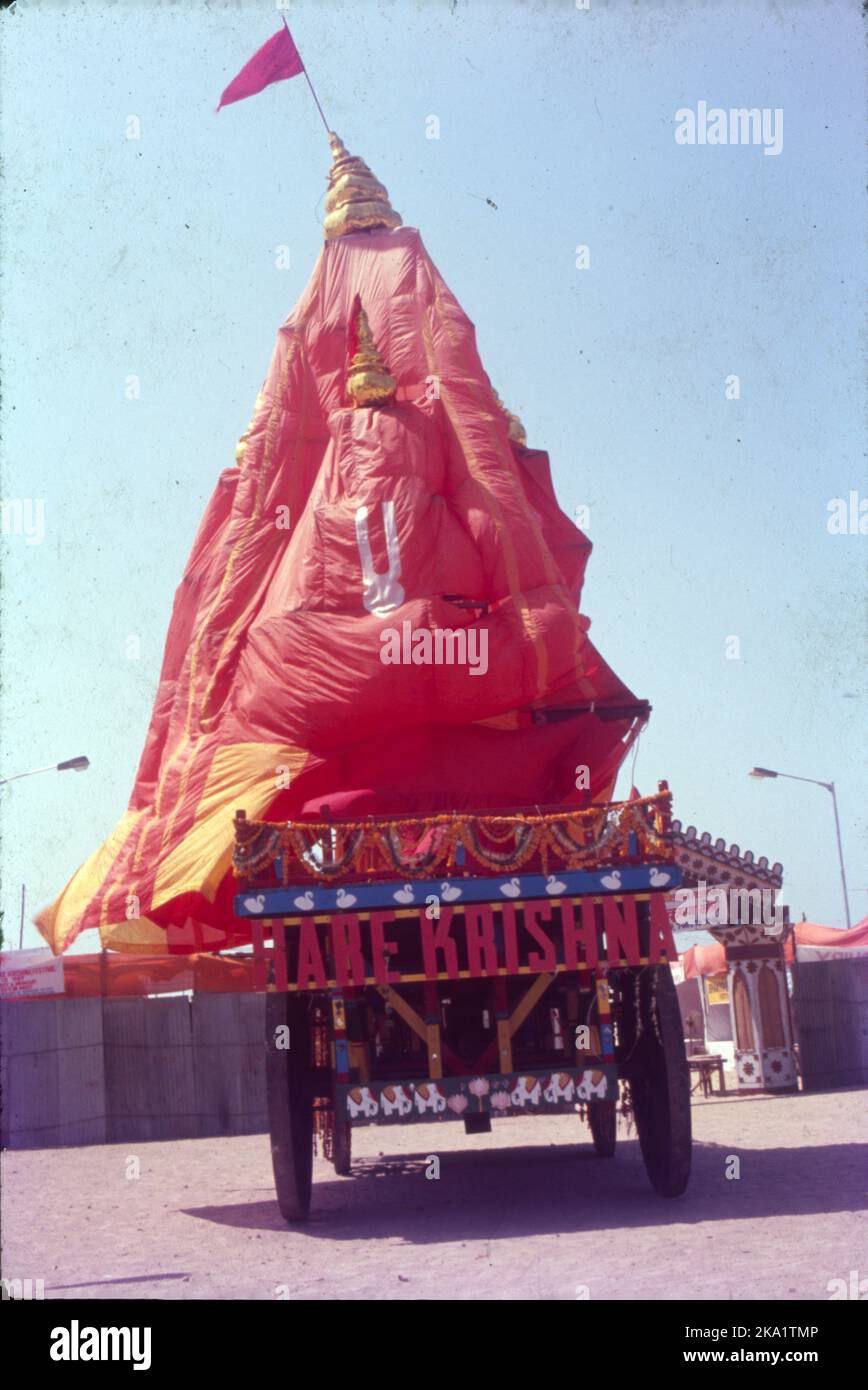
[
  {"left": 751, "top": 768, "right": 853, "bottom": 933},
  {"left": 282, "top": 15, "right": 331, "bottom": 137},
  {"left": 0, "top": 763, "right": 59, "bottom": 786},
  {"left": 827, "top": 781, "right": 852, "bottom": 931},
  {"left": 302, "top": 69, "right": 331, "bottom": 137},
  {"left": 0, "top": 756, "right": 89, "bottom": 786}
]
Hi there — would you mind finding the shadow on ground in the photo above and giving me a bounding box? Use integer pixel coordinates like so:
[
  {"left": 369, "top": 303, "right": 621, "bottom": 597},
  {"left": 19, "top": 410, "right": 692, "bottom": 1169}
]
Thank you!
[
  {"left": 184, "top": 1136, "right": 868, "bottom": 1242},
  {"left": 46, "top": 1272, "right": 193, "bottom": 1293}
]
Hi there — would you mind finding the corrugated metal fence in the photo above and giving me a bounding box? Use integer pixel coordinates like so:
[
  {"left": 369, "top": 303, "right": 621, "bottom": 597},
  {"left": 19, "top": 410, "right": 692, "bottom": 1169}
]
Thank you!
[
  {"left": 1, "top": 994, "right": 267, "bottom": 1149},
  {"left": 792, "top": 958, "right": 868, "bottom": 1090},
  {"left": 5, "top": 965, "right": 867, "bottom": 1145}
]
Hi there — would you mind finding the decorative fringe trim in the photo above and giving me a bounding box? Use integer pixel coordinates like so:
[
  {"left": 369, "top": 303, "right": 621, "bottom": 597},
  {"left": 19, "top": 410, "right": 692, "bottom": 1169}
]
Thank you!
[{"left": 234, "top": 792, "right": 674, "bottom": 883}]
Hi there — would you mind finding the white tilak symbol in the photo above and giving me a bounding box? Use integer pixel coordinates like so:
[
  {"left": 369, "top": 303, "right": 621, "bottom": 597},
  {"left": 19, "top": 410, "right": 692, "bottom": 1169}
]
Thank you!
[{"left": 354, "top": 501, "right": 405, "bottom": 614}]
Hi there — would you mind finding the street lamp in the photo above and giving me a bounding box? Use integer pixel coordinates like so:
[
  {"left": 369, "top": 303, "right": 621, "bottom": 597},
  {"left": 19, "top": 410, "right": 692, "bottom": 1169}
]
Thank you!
[
  {"left": 749, "top": 766, "right": 852, "bottom": 931},
  {"left": 0, "top": 756, "right": 89, "bottom": 948},
  {"left": 0, "top": 755, "right": 90, "bottom": 786}
]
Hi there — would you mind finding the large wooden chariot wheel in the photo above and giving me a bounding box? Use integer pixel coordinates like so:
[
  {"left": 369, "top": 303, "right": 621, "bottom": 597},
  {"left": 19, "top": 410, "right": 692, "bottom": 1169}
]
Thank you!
[
  {"left": 332, "top": 1119, "right": 353, "bottom": 1176},
  {"left": 265, "top": 992, "right": 314, "bottom": 1222},
  {"left": 616, "top": 966, "right": 692, "bottom": 1197},
  {"left": 588, "top": 1099, "right": 618, "bottom": 1157}
]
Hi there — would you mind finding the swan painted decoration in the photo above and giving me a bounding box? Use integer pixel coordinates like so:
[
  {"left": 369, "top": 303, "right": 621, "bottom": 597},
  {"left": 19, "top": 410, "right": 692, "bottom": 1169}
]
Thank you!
[
  {"left": 649, "top": 868, "right": 671, "bottom": 887},
  {"left": 243, "top": 894, "right": 265, "bottom": 914},
  {"left": 600, "top": 870, "right": 622, "bottom": 890},
  {"left": 336, "top": 888, "right": 358, "bottom": 908},
  {"left": 545, "top": 874, "right": 567, "bottom": 895},
  {"left": 393, "top": 884, "right": 415, "bottom": 904},
  {"left": 441, "top": 882, "right": 462, "bottom": 901},
  {"left": 293, "top": 890, "right": 315, "bottom": 910},
  {"left": 499, "top": 878, "right": 521, "bottom": 898}
]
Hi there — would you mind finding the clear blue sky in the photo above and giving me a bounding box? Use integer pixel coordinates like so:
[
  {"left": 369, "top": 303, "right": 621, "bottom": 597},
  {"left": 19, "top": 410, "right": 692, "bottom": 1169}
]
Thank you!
[{"left": 1, "top": 0, "right": 865, "bottom": 951}]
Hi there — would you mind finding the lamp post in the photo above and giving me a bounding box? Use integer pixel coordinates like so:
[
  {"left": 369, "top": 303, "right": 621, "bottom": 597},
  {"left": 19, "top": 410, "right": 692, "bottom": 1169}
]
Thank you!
[
  {"left": 0, "top": 757, "right": 89, "bottom": 950},
  {"left": 0, "top": 755, "right": 90, "bottom": 786},
  {"left": 749, "top": 767, "right": 852, "bottom": 931}
]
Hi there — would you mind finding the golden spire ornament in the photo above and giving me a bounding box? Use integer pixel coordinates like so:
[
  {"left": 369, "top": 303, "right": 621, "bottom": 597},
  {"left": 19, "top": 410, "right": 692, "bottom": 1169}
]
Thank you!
[
  {"left": 324, "top": 132, "right": 402, "bottom": 240},
  {"left": 346, "top": 303, "right": 397, "bottom": 408},
  {"left": 493, "top": 389, "right": 528, "bottom": 448},
  {"left": 234, "top": 392, "right": 265, "bottom": 467}
]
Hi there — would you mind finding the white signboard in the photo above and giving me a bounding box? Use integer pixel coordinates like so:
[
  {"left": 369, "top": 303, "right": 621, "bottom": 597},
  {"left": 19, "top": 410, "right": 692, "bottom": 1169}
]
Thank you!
[
  {"left": 796, "top": 944, "right": 868, "bottom": 964},
  {"left": 0, "top": 948, "right": 65, "bottom": 998}
]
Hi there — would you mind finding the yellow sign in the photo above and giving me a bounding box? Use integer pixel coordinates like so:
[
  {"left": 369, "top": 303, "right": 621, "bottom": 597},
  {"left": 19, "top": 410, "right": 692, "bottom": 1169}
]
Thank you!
[{"left": 705, "top": 974, "right": 729, "bottom": 1006}]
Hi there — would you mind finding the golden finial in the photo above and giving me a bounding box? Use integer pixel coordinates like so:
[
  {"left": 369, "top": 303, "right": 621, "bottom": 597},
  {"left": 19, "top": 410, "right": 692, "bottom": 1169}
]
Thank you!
[
  {"left": 347, "top": 303, "right": 397, "bottom": 408},
  {"left": 506, "top": 411, "right": 527, "bottom": 447},
  {"left": 324, "top": 132, "right": 402, "bottom": 240},
  {"left": 235, "top": 392, "right": 265, "bottom": 467},
  {"left": 493, "top": 389, "right": 528, "bottom": 448}
]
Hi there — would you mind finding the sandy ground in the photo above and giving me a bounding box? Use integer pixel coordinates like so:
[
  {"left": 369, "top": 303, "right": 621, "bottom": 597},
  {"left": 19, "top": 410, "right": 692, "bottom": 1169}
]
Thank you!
[{"left": 2, "top": 1089, "right": 866, "bottom": 1301}]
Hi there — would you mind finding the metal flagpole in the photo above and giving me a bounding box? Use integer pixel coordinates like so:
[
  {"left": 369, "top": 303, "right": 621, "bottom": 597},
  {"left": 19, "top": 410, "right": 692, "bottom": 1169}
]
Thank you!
[
  {"left": 283, "top": 16, "right": 331, "bottom": 136},
  {"left": 828, "top": 781, "right": 852, "bottom": 932}
]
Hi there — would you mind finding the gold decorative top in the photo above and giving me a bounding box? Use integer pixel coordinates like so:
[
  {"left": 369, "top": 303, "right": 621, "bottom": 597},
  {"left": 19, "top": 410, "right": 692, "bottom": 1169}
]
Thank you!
[
  {"left": 506, "top": 411, "right": 527, "bottom": 448},
  {"left": 235, "top": 392, "right": 265, "bottom": 467},
  {"left": 493, "top": 389, "right": 527, "bottom": 448},
  {"left": 324, "top": 132, "right": 402, "bottom": 240},
  {"left": 347, "top": 304, "right": 396, "bottom": 408}
]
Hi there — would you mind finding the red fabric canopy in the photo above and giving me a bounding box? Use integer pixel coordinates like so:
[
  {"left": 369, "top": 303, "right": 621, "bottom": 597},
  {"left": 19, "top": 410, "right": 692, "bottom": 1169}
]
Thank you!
[
  {"left": 682, "top": 915, "right": 868, "bottom": 977},
  {"left": 0, "top": 951, "right": 256, "bottom": 1000},
  {"left": 39, "top": 225, "right": 643, "bottom": 956}
]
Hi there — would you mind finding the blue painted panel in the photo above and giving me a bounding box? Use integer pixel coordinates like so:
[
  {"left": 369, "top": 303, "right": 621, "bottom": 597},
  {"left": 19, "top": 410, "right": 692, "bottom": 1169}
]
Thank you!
[{"left": 235, "top": 862, "right": 681, "bottom": 918}]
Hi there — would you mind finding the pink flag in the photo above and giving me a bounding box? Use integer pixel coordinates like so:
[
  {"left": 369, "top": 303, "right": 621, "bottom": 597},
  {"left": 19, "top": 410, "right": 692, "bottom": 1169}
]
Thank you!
[{"left": 217, "top": 24, "right": 304, "bottom": 112}]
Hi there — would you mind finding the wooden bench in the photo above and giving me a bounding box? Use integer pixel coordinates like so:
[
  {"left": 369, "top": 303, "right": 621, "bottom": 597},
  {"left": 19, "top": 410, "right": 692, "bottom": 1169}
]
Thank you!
[{"left": 688, "top": 1052, "right": 726, "bottom": 1098}]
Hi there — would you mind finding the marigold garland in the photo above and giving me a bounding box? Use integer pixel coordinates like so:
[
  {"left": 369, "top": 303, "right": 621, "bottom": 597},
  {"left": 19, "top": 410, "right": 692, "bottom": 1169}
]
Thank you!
[{"left": 233, "top": 791, "right": 674, "bottom": 884}]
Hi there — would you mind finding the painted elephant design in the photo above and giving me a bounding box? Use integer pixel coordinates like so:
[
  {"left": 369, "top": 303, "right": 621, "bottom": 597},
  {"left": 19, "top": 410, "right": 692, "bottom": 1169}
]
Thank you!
[
  {"left": 511, "top": 1076, "right": 542, "bottom": 1107},
  {"left": 380, "top": 1084, "right": 413, "bottom": 1117},
  {"left": 576, "top": 1069, "right": 608, "bottom": 1101},
  {"left": 413, "top": 1083, "right": 446, "bottom": 1115},
  {"left": 346, "top": 1086, "right": 379, "bottom": 1119},
  {"left": 543, "top": 1072, "right": 576, "bottom": 1104}
]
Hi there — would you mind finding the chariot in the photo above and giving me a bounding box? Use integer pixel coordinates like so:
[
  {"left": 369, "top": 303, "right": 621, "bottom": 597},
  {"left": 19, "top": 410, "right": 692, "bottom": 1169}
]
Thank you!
[{"left": 234, "top": 781, "right": 692, "bottom": 1221}]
